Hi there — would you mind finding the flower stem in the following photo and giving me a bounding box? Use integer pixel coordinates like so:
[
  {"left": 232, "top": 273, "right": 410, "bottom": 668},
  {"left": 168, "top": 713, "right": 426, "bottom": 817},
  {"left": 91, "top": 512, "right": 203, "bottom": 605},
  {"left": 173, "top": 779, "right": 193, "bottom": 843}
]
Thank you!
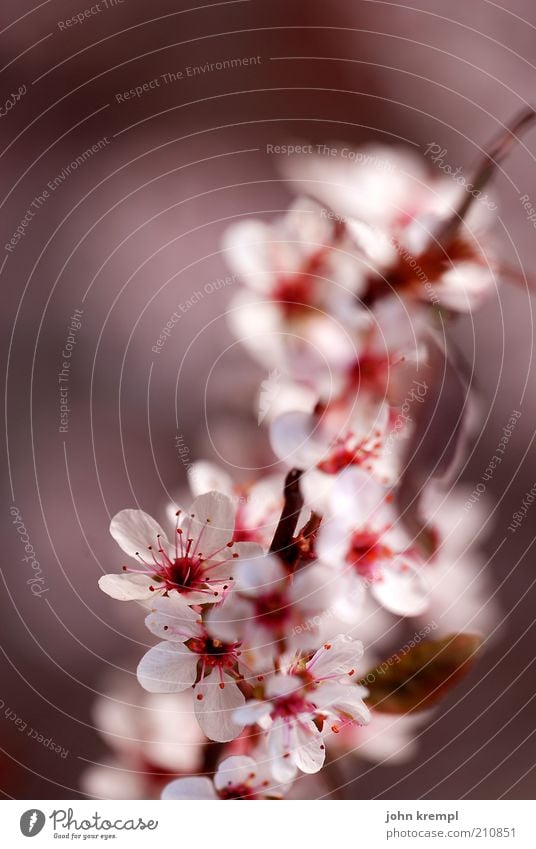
[{"left": 269, "top": 468, "right": 303, "bottom": 568}]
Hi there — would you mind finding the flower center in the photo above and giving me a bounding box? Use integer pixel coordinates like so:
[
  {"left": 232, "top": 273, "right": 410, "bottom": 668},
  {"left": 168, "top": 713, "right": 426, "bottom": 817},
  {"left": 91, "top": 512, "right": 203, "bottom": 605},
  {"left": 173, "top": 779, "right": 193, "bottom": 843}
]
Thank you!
[
  {"left": 253, "top": 590, "right": 290, "bottom": 629},
  {"left": 318, "top": 432, "right": 382, "bottom": 475},
  {"left": 218, "top": 783, "right": 262, "bottom": 800},
  {"left": 187, "top": 636, "right": 241, "bottom": 671},
  {"left": 273, "top": 274, "right": 316, "bottom": 318},
  {"left": 367, "top": 234, "right": 478, "bottom": 302},
  {"left": 271, "top": 692, "right": 316, "bottom": 720},
  {"left": 346, "top": 530, "right": 392, "bottom": 581},
  {"left": 347, "top": 354, "right": 391, "bottom": 397},
  {"left": 163, "top": 556, "right": 204, "bottom": 591}
]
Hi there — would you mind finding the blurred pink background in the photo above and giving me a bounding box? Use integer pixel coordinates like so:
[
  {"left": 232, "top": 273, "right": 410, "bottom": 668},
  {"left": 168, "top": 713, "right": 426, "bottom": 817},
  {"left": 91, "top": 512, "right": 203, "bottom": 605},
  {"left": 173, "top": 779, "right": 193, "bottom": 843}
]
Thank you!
[{"left": 1, "top": 0, "right": 536, "bottom": 798}]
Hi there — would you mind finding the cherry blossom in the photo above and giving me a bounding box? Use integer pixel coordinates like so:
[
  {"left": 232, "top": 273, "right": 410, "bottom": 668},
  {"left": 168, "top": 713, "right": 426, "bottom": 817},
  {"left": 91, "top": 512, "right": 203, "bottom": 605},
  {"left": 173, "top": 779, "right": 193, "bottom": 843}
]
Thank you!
[
  {"left": 136, "top": 594, "right": 246, "bottom": 742},
  {"left": 206, "top": 552, "right": 335, "bottom": 668},
  {"left": 233, "top": 635, "right": 370, "bottom": 781},
  {"left": 180, "top": 461, "right": 285, "bottom": 549},
  {"left": 317, "top": 468, "right": 428, "bottom": 618},
  {"left": 93, "top": 124, "right": 516, "bottom": 798},
  {"left": 161, "top": 754, "right": 289, "bottom": 800},
  {"left": 99, "top": 491, "right": 263, "bottom": 604},
  {"left": 283, "top": 143, "right": 497, "bottom": 312},
  {"left": 270, "top": 392, "right": 399, "bottom": 516},
  {"left": 223, "top": 196, "right": 367, "bottom": 316}
]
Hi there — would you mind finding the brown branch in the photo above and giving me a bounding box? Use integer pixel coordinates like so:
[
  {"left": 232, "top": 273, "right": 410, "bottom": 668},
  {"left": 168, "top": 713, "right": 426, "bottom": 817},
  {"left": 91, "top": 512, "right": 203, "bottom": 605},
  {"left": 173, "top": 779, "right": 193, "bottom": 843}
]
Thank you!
[
  {"left": 436, "top": 105, "right": 536, "bottom": 249},
  {"left": 269, "top": 468, "right": 303, "bottom": 567}
]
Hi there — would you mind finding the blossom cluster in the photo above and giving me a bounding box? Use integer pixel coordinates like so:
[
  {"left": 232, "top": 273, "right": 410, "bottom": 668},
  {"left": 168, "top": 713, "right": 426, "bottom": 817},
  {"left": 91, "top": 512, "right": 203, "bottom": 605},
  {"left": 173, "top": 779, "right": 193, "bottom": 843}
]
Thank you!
[{"left": 98, "top": 143, "right": 500, "bottom": 799}]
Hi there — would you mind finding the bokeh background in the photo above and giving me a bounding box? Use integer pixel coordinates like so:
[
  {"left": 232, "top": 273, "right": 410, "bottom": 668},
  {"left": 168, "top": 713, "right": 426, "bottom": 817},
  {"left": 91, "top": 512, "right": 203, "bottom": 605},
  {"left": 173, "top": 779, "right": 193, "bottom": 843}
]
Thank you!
[{"left": 1, "top": 0, "right": 536, "bottom": 799}]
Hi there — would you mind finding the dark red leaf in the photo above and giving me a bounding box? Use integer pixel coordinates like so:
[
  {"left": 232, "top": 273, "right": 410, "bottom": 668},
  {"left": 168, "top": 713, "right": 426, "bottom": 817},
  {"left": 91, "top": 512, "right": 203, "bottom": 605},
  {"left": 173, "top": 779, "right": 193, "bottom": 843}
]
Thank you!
[{"left": 361, "top": 633, "right": 483, "bottom": 714}]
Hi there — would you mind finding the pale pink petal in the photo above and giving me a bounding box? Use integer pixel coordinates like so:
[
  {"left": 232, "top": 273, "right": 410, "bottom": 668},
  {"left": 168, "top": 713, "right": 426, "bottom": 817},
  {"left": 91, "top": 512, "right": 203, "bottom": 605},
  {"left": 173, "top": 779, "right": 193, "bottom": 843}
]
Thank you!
[
  {"left": 331, "top": 574, "right": 367, "bottom": 623},
  {"left": 213, "top": 755, "right": 257, "bottom": 792},
  {"left": 227, "top": 290, "right": 287, "bottom": 370},
  {"left": 330, "top": 467, "right": 387, "bottom": 527},
  {"left": 194, "top": 672, "right": 245, "bottom": 742},
  {"left": 435, "top": 261, "right": 495, "bottom": 311},
  {"left": 187, "top": 461, "right": 234, "bottom": 499},
  {"left": 230, "top": 541, "right": 266, "bottom": 561},
  {"left": 268, "top": 718, "right": 299, "bottom": 783},
  {"left": 290, "top": 563, "right": 335, "bottom": 614},
  {"left": 291, "top": 720, "right": 326, "bottom": 774},
  {"left": 145, "top": 595, "right": 202, "bottom": 642},
  {"left": 161, "top": 777, "right": 218, "bottom": 800},
  {"left": 98, "top": 573, "right": 155, "bottom": 601},
  {"left": 313, "top": 681, "right": 370, "bottom": 725},
  {"left": 222, "top": 219, "right": 279, "bottom": 292},
  {"left": 306, "top": 634, "right": 364, "bottom": 680},
  {"left": 372, "top": 561, "right": 428, "bottom": 616},
  {"left": 265, "top": 674, "right": 303, "bottom": 700},
  {"left": 205, "top": 594, "right": 252, "bottom": 643},
  {"left": 270, "top": 411, "right": 327, "bottom": 469},
  {"left": 243, "top": 475, "right": 285, "bottom": 527},
  {"left": 258, "top": 381, "right": 317, "bottom": 427},
  {"left": 300, "top": 468, "right": 336, "bottom": 515},
  {"left": 316, "top": 517, "right": 353, "bottom": 569},
  {"left": 136, "top": 642, "right": 198, "bottom": 693},
  {"left": 282, "top": 143, "right": 428, "bottom": 228},
  {"left": 185, "top": 491, "right": 235, "bottom": 555},
  {"left": 232, "top": 699, "right": 272, "bottom": 727},
  {"left": 110, "top": 509, "right": 171, "bottom": 558},
  {"left": 233, "top": 554, "right": 286, "bottom": 596}
]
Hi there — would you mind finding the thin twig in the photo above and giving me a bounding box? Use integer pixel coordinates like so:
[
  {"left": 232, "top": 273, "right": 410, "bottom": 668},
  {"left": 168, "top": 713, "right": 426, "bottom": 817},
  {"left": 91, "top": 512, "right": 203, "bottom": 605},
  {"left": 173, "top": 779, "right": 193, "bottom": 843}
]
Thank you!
[{"left": 269, "top": 468, "right": 303, "bottom": 567}]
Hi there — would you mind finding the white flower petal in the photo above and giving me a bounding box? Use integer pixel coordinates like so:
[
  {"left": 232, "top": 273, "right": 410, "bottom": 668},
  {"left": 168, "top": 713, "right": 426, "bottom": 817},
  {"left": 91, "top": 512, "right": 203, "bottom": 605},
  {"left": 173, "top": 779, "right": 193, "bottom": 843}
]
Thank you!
[
  {"left": 268, "top": 718, "right": 299, "bottom": 783},
  {"left": 316, "top": 517, "right": 353, "bottom": 569},
  {"left": 185, "top": 491, "right": 235, "bottom": 555},
  {"left": 372, "top": 561, "right": 428, "bottom": 616},
  {"left": 233, "top": 553, "right": 286, "bottom": 596},
  {"left": 233, "top": 699, "right": 272, "bottom": 726},
  {"left": 314, "top": 682, "right": 370, "bottom": 725},
  {"left": 213, "top": 755, "right": 257, "bottom": 792},
  {"left": 265, "top": 674, "right": 303, "bottom": 700},
  {"left": 145, "top": 595, "right": 201, "bottom": 641},
  {"left": 227, "top": 290, "right": 287, "bottom": 370},
  {"left": 223, "top": 219, "right": 279, "bottom": 292},
  {"left": 136, "top": 642, "right": 198, "bottom": 693},
  {"left": 188, "top": 461, "right": 234, "bottom": 498},
  {"left": 435, "top": 261, "right": 494, "bottom": 311},
  {"left": 270, "top": 411, "right": 327, "bottom": 469},
  {"left": 307, "top": 634, "right": 364, "bottom": 680},
  {"left": 98, "top": 572, "right": 154, "bottom": 601},
  {"left": 231, "top": 541, "right": 266, "bottom": 561},
  {"left": 331, "top": 575, "right": 367, "bottom": 623},
  {"left": 330, "top": 467, "right": 387, "bottom": 526},
  {"left": 243, "top": 475, "right": 285, "bottom": 523},
  {"left": 161, "top": 777, "right": 218, "bottom": 800},
  {"left": 291, "top": 720, "right": 326, "bottom": 774},
  {"left": 300, "top": 468, "right": 336, "bottom": 515},
  {"left": 194, "top": 672, "right": 245, "bottom": 742},
  {"left": 205, "top": 594, "right": 252, "bottom": 643},
  {"left": 110, "top": 509, "right": 171, "bottom": 558},
  {"left": 290, "top": 563, "right": 334, "bottom": 613}
]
